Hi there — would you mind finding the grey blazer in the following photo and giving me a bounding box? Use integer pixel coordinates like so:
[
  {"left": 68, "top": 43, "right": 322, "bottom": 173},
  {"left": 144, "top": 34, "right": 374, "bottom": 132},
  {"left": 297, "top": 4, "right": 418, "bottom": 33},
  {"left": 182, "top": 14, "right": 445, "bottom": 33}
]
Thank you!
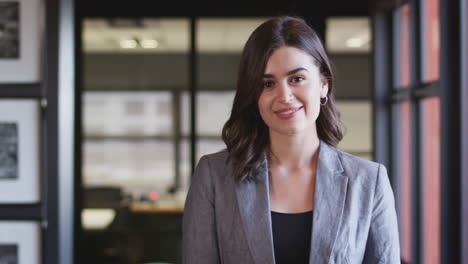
[{"left": 182, "top": 140, "right": 400, "bottom": 264}]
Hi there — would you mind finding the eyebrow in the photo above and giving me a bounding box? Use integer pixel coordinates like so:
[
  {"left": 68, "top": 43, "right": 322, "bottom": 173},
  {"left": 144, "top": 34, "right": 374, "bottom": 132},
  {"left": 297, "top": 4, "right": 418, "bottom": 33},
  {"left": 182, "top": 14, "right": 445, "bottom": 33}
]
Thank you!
[{"left": 262, "top": 67, "right": 309, "bottom": 78}]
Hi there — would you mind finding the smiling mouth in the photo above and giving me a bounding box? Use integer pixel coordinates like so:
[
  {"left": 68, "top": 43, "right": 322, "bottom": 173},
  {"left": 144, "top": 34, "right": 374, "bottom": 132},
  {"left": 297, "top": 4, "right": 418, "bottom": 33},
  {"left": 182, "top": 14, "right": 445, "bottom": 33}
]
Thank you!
[
  {"left": 274, "top": 106, "right": 304, "bottom": 119},
  {"left": 275, "top": 106, "right": 303, "bottom": 114},
  {"left": 279, "top": 108, "right": 299, "bottom": 114}
]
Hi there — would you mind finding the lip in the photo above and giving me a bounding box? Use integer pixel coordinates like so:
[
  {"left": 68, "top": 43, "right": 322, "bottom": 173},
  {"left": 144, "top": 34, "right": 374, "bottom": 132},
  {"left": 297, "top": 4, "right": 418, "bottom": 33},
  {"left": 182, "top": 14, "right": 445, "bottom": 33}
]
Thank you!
[{"left": 274, "top": 106, "right": 303, "bottom": 119}]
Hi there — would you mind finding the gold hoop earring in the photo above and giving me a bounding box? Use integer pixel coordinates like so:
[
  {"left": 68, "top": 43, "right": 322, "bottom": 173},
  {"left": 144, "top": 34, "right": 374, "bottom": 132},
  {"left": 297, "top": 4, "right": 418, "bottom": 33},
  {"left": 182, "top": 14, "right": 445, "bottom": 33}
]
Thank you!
[{"left": 320, "top": 96, "right": 328, "bottom": 106}]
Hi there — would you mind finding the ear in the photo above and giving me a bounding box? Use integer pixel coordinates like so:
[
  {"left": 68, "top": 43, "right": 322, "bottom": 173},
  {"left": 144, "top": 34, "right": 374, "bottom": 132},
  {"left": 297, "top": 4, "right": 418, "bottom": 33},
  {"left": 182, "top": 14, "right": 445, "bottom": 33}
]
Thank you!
[{"left": 320, "top": 80, "right": 329, "bottom": 98}]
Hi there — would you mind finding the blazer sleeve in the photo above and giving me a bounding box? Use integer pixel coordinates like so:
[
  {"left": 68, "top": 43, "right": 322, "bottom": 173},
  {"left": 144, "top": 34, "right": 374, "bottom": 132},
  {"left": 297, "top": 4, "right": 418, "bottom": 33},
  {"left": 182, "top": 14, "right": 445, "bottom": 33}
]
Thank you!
[
  {"left": 363, "top": 164, "right": 401, "bottom": 264},
  {"left": 182, "top": 156, "right": 220, "bottom": 264}
]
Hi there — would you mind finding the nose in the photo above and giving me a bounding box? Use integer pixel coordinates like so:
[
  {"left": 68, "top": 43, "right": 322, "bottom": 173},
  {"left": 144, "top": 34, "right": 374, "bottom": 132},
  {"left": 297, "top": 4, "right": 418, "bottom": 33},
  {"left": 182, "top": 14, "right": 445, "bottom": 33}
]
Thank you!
[{"left": 277, "top": 82, "right": 294, "bottom": 103}]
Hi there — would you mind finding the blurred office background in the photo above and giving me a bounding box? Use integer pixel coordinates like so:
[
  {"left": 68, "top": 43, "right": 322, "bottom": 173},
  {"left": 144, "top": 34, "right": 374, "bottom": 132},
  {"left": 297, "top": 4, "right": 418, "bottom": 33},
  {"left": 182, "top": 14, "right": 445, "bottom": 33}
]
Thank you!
[
  {"left": 76, "top": 0, "right": 466, "bottom": 263},
  {"left": 79, "top": 15, "right": 373, "bottom": 264},
  {"left": 0, "top": 0, "right": 466, "bottom": 263}
]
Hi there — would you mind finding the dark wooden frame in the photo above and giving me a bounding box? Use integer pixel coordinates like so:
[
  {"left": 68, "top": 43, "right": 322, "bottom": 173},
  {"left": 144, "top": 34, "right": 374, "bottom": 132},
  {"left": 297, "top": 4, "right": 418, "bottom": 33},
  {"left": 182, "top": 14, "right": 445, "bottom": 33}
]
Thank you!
[
  {"left": 0, "top": 0, "right": 70, "bottom": 263},
  {"left": 439, "top": 0, "right": 462, "bottom": 262},
  {"left": 373, "top": 0, "right": 464, "bottom": 263},
  {"left": 462, "top": 0, "right": 468, "bottom": 261},
  {"left": 462, "top": 1, "right": 468, "bottom": 263}
]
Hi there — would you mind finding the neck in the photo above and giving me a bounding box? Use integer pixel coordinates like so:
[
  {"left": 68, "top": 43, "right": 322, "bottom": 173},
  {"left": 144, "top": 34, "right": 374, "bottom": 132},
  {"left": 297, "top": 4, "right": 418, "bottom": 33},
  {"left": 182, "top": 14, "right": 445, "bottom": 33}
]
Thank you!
[{"left": 268, "top": 128, "right": 320, "bottom": 169}]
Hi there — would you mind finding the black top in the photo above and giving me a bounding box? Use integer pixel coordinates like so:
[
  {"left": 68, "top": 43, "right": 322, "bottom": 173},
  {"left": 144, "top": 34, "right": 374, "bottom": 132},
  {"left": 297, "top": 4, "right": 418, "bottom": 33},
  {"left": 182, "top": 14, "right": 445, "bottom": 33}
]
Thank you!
[{"left": 271, "top": 210, "right": 313, "bottom": 264}]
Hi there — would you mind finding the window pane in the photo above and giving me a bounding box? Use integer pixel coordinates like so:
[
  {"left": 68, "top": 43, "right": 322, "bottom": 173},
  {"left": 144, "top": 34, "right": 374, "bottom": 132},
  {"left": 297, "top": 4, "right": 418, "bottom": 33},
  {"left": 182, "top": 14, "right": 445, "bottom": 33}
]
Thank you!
[
  {"left": 195, "top": 18, "right": 266, "bottom": 159},
  {"left": 197, "top": 139, "right": 227, "bottom": 161},
  {"left": 326, "top": 17, "right": 372, "bottom": 99},
  {"left": 393, "top": 4, "right": 411, "bottom": 88},
  {"left": 197, "top": 92, "right": 234, "bottom": 136},
  {"left": 82, "top": 18, "right": 189, "bottom": 263},
  {"left": 83, "top": 91, "right": 173, "bottom": 136},
  {"left": 421, "top": 0, "right": 440, "bottom": 81},
  {"left": 326, "top": 18, "right": 373, "bottom": 160},
  {"left": 180, "top": 90, "right": 234, "bottom": 164},
  {"left": 196, "top": 18, "right": 266, "bottom": 54},
  {"left": 325, "top": 17, "right": 371, "bottom": 54},
  {"left": 180, "top": 138, "right": 226, "bottom": 185},
  {"left": 83, "top": 140, "right": 174, "bottom": 196},
  {"left": 180, "top": 139, "right": 192, "bottom": 190},
  {"left": 421, "top": 97, "right": 441, "bottom": 264},
  {"left": 393, "top": 101, "right": 412, "bottom": 262},
  {"left": 82, "top": 17, "right": 190, "bottom": 200},
  {"left": 336, "top": 101, "right": 372, "bottom": 160}
]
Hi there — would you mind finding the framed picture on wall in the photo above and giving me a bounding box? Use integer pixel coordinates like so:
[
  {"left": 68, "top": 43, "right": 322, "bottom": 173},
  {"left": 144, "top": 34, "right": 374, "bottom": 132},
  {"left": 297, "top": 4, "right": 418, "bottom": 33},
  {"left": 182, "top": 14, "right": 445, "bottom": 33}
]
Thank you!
[
  {"left": 0, "top": 0, "right": 43, "bottom": 83},
  {"left": 0, "top": 99, "right": 40, "bottom": 203},
  {"left": 0, "top": 221, "right": 41, "bottom": 264}
]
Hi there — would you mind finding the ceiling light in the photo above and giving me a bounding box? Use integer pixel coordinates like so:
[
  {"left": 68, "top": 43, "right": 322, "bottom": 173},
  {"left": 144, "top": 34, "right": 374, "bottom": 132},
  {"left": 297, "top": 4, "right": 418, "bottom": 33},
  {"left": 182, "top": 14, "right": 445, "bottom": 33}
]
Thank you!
[
  {"left": 120, "top": 39, "right": 138, "bottom": 49},
  {"left": 346, "top": 37, "right": 365, "bottom": 48},
  {"left": 141, "top": 39, "right": 159, "bottom": 49}
]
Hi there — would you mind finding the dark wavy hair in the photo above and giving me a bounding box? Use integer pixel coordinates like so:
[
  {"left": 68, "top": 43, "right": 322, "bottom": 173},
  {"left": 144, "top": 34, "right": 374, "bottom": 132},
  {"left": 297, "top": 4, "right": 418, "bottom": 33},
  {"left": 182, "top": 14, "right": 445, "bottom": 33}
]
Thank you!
[{"left": 222, "top": 16, "right": 344, "bottom": 183}]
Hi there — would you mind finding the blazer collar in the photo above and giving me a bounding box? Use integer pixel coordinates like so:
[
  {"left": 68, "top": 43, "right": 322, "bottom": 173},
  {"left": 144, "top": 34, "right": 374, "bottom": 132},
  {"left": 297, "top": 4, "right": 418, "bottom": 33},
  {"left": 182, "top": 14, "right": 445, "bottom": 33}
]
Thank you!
[{"left": 235, "top": 140, "right": 348, "bottom": 264}]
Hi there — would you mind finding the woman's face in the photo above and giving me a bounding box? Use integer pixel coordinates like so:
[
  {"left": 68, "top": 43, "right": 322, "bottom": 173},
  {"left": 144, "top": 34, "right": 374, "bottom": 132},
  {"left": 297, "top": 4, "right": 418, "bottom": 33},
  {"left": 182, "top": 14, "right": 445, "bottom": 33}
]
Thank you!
[{"left": 257, "top": 46, "right": 328, "bottom": 137}]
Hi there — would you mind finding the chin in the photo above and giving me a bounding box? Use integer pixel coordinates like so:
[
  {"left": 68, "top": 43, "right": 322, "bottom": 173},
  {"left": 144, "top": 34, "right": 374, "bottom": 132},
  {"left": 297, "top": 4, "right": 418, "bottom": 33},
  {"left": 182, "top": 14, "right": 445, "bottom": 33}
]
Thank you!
[{"left": 272, "top": 125, "right": 304, "bottom": 136}]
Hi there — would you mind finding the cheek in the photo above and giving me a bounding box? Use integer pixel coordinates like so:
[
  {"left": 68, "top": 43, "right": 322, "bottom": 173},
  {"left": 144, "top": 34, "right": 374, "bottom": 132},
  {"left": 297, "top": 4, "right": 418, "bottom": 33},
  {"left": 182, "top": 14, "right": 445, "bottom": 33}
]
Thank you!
[
  {"left": 301, "top": 87, "right": 320, "bottom": 108},
  {"left": 311, "top": 91, "right": 323, "bottom": 118},
  {"left": 257, "top": 94, "right": 276, "bottom": 127},
  {"left": 300, "top": 90, "right": 322, "bottom": 120}
]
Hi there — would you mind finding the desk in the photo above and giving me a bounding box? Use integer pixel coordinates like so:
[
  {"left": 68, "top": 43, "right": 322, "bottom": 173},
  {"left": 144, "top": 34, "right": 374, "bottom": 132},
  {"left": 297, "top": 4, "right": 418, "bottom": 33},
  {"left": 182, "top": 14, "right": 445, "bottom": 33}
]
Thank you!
[{"left": 82, "top": 205, "right": 183, "bottom": 264}]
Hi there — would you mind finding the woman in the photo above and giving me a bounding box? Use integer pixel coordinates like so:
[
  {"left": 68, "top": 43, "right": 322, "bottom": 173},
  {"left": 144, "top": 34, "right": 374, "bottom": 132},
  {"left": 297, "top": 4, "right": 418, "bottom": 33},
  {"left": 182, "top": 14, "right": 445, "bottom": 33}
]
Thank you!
[{"left": 182, "top": 16, "right": 400, "bottom": 264}]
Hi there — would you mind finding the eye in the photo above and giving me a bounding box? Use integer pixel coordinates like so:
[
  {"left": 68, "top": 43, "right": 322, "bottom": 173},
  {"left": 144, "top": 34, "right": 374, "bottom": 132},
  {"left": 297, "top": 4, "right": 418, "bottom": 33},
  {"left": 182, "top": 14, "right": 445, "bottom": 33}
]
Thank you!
[
  {"left": 262, "top": 80, "right": 274, "bottom": 88},
  {"left": 291, "top": 76, "right": 305, "bottom": 83}
]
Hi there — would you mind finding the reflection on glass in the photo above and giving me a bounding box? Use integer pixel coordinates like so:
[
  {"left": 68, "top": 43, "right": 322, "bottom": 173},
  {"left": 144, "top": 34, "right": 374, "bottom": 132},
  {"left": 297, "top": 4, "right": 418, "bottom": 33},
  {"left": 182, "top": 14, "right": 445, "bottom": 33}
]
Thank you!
[
  {"left": 394, "top": 4, "right": 411, "bottom": 88},
  {"left": 421, "top": 0, "right": 440, "bottom": 82},
  {"left": 393, "top": 102, "right": 412, "bottom": 262},
  {"left": 421, "top": 97, "right": 440, "bottom": 264}
]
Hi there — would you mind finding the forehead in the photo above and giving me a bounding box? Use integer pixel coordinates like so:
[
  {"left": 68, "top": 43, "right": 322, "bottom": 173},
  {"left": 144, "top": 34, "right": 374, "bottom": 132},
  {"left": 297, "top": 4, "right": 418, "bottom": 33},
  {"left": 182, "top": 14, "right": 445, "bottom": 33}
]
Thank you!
[{"left": 264, "top": 46, "right": 319, "bottom": 74}]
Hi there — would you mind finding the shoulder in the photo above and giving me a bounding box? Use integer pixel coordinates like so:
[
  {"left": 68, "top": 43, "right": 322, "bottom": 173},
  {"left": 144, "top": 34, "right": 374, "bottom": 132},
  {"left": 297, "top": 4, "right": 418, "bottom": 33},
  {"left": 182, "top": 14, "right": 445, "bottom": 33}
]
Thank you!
[
  {"left": 333, "top": 147, "right": 393, "bottom": 199},
  {"left": 187, "top": 149, "right": 230, "bottom": 201},
  {"left": 201, "top": 149, "right": 229, "bottom": 164},
  {"left": 197, "top": 149, "right": 230, "bottom": 174},
  {"left": 192, "top": 149, "right": 232, "bottom": 187},
  {"left": 333, "top": 147, "right": 388, "bottom": 185},
  {"left": 336, "top": 148, "right": 381, "bottom": 173}
]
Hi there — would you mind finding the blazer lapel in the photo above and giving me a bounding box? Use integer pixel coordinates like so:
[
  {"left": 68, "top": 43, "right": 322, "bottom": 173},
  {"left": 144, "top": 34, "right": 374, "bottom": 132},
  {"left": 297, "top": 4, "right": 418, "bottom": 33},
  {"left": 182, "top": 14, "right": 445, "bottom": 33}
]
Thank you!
[
  {"left": 309, "top": 140, "right": 348, "bottom": 263},
  {"left": 235, "top": 157, "right": 276, "bottom": 264},
  {"left": 234, "top": 141, "right": 348, "bottom": 264}
]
